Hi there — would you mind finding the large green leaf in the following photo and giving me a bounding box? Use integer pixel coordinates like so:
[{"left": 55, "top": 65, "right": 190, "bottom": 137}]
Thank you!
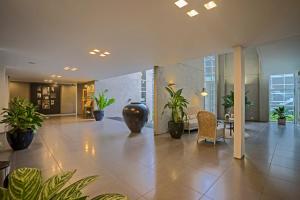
[
  {"left": 8, "top": 168, "right": 42, "bottom": 200},
  {"left": 0, "top": 187, "right": 9, "bottom": 200},
  {"left": 91, "top": 193, "right": 128, "bottom": 200},
  {"left": 39, "top": 170, "right": 76, "bottom": 200},
  {"left": 52, "top": 175, "right": 98, "bottom": 200}
]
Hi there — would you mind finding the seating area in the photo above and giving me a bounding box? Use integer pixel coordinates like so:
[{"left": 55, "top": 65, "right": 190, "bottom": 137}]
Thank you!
[{"left": 0, "top": 1, "right": 300, "bottom": 199}]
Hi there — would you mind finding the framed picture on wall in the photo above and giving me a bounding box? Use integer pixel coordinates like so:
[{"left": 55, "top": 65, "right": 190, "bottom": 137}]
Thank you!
[
  {"left": 42, "top": 87, "right": 49, "bottom": 95},
  {"left": 51, "top": 100, "right": 55, "bottom": 105},
  {"left": 51, "top": 87, "right": 55, "bottom": 92},
  {"left": 44, "top": 96, "right": 49, "bottom": 100},
  {"left": 42, "top": 100, "right": 50, "bottom": 109},
  {"left": 37, "top": 93, "right": 42, "bottom": 98},
  {"left": 37, "top": 86, "right": 41, "bottom": 92},
  {"left": 50, "top": 93, "right": 56, "bottom": 98},
  {"left": 37, "top": 100, "right": 41, "bottom": 105}
]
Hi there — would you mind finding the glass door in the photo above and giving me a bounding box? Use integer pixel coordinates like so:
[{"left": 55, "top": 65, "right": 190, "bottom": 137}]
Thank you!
[{"left": 269, "top": 74, "right": 295, "bottom": 123}]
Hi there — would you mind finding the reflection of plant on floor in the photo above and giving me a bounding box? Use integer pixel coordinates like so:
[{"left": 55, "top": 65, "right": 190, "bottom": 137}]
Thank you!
[{"left": 0, "top": 168, "right": 127, "bottom": 200}]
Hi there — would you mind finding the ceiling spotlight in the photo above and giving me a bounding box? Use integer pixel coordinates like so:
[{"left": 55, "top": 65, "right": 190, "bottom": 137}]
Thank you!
[
  {"left": 100, "top": 54, "right": 106, "bottom": 57},
  {"left": 51, "top": 74, "right": 56, "bottom": 78},
  {"left": 187, "top": 9, "right": 199, "bottom": 17},
  {"left": 57, "top": 75, "right": 62, "bottom": 78},
  {"left": 93, "top": 49, "right": 100, "bottom": 52},
  {"left": 89, "top": 51, "right": 96, "bottom": 55},
  {"left": 64, "top": 66, "right": 70, "bottom": 71},
  {"left": 204, "top": 1, "right": 217, "bottom": 10},
  {"left": 71, "top": 67, "right": 78, "bottom": 71},
  {"left": 104, "top": 51, "right": 110, "bottom": 55},
  {"left": 175, "top": 0, "right": 188, "bottom": 8}
]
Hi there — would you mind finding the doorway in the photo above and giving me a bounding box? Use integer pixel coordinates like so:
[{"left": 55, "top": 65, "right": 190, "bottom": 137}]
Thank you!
[{"left": 269, "top": 73, "right": 295, "bottom": 122}]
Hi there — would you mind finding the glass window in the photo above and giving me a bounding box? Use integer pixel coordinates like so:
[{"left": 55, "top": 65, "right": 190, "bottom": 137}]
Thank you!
[
  {"left": 204, "top": 56, "right": 216, "bottom": 113},
  {"left": 269, "top": 74, "right": 295, "bottom": 122}
]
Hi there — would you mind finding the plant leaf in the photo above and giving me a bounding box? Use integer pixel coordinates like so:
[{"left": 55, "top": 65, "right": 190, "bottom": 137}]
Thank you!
[
  {"left": 0, "top": 187, "right": 9, "bottom": 200},
  {"left": 39, "top": 170, "right": 76, "bottom": 200},
  {"left": 8, "top": 168, "right": 42, "bottom": 200},
  {"left": 52, "top": 175, "right": 98, "bottom": 200},
  {"left": 91, "top": 193, "right": 128, "bottom": 200}
]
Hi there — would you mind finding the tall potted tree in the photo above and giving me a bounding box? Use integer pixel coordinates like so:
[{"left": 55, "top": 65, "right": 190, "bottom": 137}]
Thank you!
[
  {"left": 0, "top": 97, "right": 43, "bottom": 150},
  {"left": 93, "top": 89, "right": 115, "bottom": 121},
  {"left": 272, "top": 106, "right": 287, "bottom": 125},
  {"left": 162, "top": 86, "right": 189, "bottom": 139}
]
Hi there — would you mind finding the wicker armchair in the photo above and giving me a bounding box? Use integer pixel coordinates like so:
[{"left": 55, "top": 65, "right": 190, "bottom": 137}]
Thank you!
[
  {"left": 184, "top": 106, "right": 201, "bottom": 134},
  {"left": 197, "top": 111, "right": 225, "bottom": 145}
]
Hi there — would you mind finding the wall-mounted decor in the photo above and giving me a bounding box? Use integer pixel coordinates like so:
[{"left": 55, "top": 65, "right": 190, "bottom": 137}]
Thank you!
[{"left": 31, "top": 83, "right": 61, "bottom": 114}]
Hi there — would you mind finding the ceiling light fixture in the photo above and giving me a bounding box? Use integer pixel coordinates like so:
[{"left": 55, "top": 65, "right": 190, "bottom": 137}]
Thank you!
[
  {"left": 89, "top": 51, "right": 96, "bottom": 55},
  {"left": 64, "top": 66, "right": 71, "bottom": 71},
  {"left": 51, "top": 74, "right": 56, "bottom": 78},
  {"left": 204, "top": 1, "right": 217, "bottom": 10},
  {"left": 104, "top": 51, "right": 110, "bottom": 55},
  {"left": 100, "top": 54, "right": 106, "bottom": 57},
  {"left": 187, "top": 9, "right": 199, "bottom": 17},
  {"left": 174, "top": 0, "right": 188, "bottom": 8},
  {"left": 57, "top": 75, "right": 62, "bottom": 78},
  {"left": 71, "top": 67, "right": 78, "bottom": 71},
  {"left": 93, "top": 49, "right": 100, "bottom": 52}
]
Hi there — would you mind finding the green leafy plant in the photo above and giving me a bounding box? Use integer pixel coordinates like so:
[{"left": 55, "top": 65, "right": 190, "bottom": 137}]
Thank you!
[
  {"left": 93, "top": 90, "right": 116, "bottom": 111},
  {"left": 162, "top": 86, "right": 189, "bottom": 123},
  {"left": 0, "top": 97, "right": 43, "bottom": 133},
  {"left": 0, "top": 168, "right": 127, "bottom": 200},
  {"left": 222, "top": 91, "right": 253, "bottom": 113},
  {"left": 272, "top": 106, "right": 287, "bottom": 120}
]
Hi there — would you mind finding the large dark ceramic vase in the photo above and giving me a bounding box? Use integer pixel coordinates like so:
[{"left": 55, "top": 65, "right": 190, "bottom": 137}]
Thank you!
[
  {"left": 168, "top": 121, "right": 184, "bottom": 139},
  {"left": 93, "top": 110, "right": 104, "bottom": 121},
  {"left": 122, "top": 102, "right": 149, "bottom": 133},
  {"left": 6, "top": 129, "right": 34, "bottom": 151}
]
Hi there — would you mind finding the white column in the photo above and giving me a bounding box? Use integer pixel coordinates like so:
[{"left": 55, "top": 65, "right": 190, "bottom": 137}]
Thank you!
[
  {"left": 0, "top": 66, "right": 9, "bottom": 132},
  {"left": 233, "top": 46, "right": 245, "bottom": 159}
]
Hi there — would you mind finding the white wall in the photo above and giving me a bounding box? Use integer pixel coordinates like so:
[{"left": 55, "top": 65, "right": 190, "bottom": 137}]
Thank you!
[
  {"left": 94, "top": 72, "right": 142, "bottom": 118},
  {"left": 9, "top": 81, "right": 30, "bottom": 100},
  {"left": 0, "top": 66, "right": 9, "bottom": 132},
  {"left": 155, "top": 60, "right": 204, "bottom": 134}
]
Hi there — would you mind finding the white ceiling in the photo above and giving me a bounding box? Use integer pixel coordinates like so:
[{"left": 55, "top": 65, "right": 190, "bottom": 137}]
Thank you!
[{"left": 1, "top": 0, "right": 300, "bottom": 83}]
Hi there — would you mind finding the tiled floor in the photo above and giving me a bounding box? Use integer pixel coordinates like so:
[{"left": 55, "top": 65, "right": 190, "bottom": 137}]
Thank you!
[{"left": 1, "top": 117, "right": 300, "bottom": 200}]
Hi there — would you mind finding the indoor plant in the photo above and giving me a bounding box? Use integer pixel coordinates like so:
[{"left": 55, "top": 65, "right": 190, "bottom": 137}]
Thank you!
[
  {"left": 272, "top": 106, "right": 287, "bottom": 125},
  {"left": 0, "top": 167, "right": 127, "bottom": 200},
  {"left": 93, "top": 89, "right": 115, "bottom": 121},
  {"left": 222, "top": 90, "right": 253, "bottom": 114},
  {"left": 162, "top": 86, "right": 189, "bottom": 139},
  {"left": 0, "top": 97, "right": 43, "bottom": 150}
]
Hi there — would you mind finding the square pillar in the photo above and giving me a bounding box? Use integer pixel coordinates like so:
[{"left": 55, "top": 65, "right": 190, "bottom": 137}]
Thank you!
[{"left": 233, "top": 46, "right": 245, "bottom": 159}]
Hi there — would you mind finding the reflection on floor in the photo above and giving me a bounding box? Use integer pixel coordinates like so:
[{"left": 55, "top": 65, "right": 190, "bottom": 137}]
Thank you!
[{"left": 1, "top": 117, "right": 300, "bottom": 200}]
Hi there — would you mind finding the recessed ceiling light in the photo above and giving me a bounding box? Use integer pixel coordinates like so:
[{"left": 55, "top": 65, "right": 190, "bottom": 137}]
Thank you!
[
  {"left": 64, "top": 67, "right": 71, "bottom": 71},
  {"left": 71, "top": 67, "right": 78, "bottom": 71},
  {"left": 89, "top": 51, "right": 96, "bottom": 55},
  {"left": 187, "top": 9, "right": 199, "bottom": 17},
  {"left": 104, "top": 51, "right": 110, "bottom": 55},
  {"left": 51, "top": 74, "right": 56, "bottom": 78},
  {"left": 204, "top": 1, "right": 217, "bottom": 10},
  {"left": 100, "top": 54, "right": 106, "bottom": 57},
  {"left": 93, "top": 49, "right": 100, "bottom": 52},
  {"left": 57, "top": 75, "right": 62, "bottom": 78},
  {"left": 175, "top": 0, "right": 188, "bottom": 8}
]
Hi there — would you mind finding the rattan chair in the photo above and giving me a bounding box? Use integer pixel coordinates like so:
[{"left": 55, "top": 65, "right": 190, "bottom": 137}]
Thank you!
[{"left": 197, "top": 111, "right": 225, "bottom": 145}]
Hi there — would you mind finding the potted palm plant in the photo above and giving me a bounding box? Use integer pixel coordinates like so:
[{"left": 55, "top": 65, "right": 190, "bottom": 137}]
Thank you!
[
  {"left": 0, "top": 167, "right": 127, "bottom": 200},
  {"left": 272, "top": 106, "right": 287, "bottom": 125},
  {"left": 162, "top": 86, "right": 189, "bottom": 139},
  {"left": 0, "top": 97, "right": 43, "bottom": 151},
  {"left": 222, "top": 90, "right": 253, "bottom": 115},
  {"left": 93, "top": 89, "right": 115, "bottom": 121}
]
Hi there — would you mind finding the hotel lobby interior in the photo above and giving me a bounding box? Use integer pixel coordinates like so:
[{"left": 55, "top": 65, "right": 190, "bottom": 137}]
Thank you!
[{"left": 0, "top": 0, "right": 300, "bottom": 199}]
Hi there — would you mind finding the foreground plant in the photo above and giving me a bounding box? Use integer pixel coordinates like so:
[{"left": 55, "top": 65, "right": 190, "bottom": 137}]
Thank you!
[{"left": 0, "top": 168, "right": 127, "bottom": 200}]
